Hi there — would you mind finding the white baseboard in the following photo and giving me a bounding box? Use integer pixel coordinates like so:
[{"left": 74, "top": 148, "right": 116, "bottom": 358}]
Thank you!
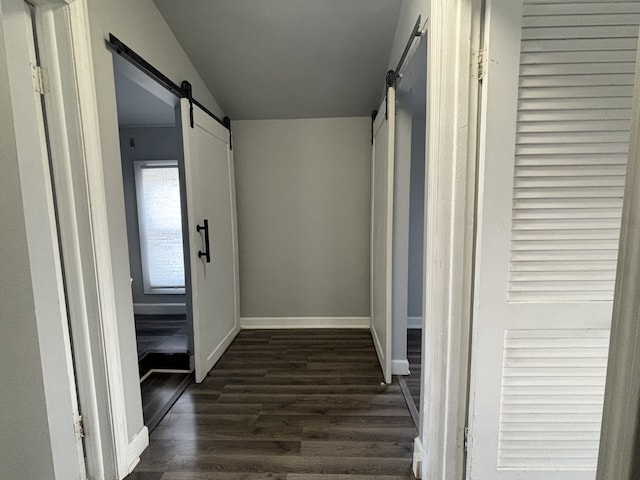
[
  {"left": 392, "top": 359, "right": 410, "bottom": 375},
  {"left": 413, "top": 436, "right": 423, "bottom": 479},
  {"left": 126, "top": 426, "right": 149, "bottom": 475},
  {"left": 407, "top": 316, "right": 423, "bottom": 329},
  {"left": 240, "top": 317, "right": 371, "bottom": 329},
  {"left": 133, "top": 303, "right": 186, "bottom": 315}
]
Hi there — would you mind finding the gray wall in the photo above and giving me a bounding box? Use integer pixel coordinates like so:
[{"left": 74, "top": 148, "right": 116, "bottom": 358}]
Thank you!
[
  {"left": 87, "top": 0, "right": 224, "bottom": 442},
  {"left": 119, "top": 126, "right": 186, "bottom": 308},
  {"left": 407, "top": 65, "right": 427, "bottom": 320},
  {"left": 233, "top": 117, "right": 371, "bottom": 319}
]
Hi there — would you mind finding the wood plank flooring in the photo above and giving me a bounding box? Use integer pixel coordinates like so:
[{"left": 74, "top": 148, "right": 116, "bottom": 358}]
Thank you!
[
  {"left": 126, "top": 329, "right": 417, "bottom": 479},
  {"left": 135, "top": 314, "right": 189, "bottom": 361},
  {"left": 141, "top": 372, "right": 192, "bottom": 432},
  {"left": 406, "top": 329, "right": 422, "bottom": 410}
]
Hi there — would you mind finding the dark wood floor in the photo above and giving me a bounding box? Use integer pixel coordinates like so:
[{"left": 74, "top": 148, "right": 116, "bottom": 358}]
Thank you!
[
  {"left": 127, "top": 329, "right": 417, "bottom": 479},
  {"left": 406, "top": 329, "right": 422, "bottom": 410},
  {"left": 141, "top": 372, "right": 192, "bottom": 432},
  {"left": 397, "top": 329, "right": 422, "bottom": 427},
  {"left": 135, "top": 314, "right": 189, "bottom": 361}
]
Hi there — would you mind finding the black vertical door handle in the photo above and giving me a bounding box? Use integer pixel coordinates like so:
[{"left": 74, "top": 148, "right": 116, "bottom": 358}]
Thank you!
[{"left": 196, "top": 219, "right": 211, "bottom": 263}]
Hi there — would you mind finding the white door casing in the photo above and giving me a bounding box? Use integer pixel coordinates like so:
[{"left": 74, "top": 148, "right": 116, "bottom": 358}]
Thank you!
[
  {"left": 371, "top": 88, "right": 396, "bottom": 384},
  {"left": 179, "top": 99, "right": 240, "bottom": 383},
  {"left": 468, "top": 0, "right": 639, "bottom": 478}
]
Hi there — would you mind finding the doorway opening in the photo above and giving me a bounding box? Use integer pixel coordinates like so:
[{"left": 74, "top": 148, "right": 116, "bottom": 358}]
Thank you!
[
  {"left": 113, "top": 54, "right": 192, "bottom": 431},
  {"left": 394, "top": 38, "right": 427, "bottom": 425}
]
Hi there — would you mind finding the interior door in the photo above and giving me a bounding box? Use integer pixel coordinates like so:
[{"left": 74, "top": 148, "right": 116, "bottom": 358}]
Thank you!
[
  {"left": 371, "top": 87, "right": 395, "bottom": 384},
  {"left": 179, "top": 99, "right": 239, "bottom": 383},
  {"left": 468, "top": 0, "right": 638, "bottom": 478}
]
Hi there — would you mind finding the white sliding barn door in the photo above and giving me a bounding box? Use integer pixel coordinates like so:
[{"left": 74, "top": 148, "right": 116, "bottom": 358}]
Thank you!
[
  {"left": 468, "top": 1, "right": 639, "bottom": 478},
  {"left": 179, "top": 99, "right": 240, "bottom": 383},
  {"left": 371, "top": 88, "right": 396, "bottom": 384}
]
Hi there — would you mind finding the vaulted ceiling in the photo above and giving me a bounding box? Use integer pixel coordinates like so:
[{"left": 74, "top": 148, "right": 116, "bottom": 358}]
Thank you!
[{"left": 152, "top": 0, "right": 402, "bottom": 120}]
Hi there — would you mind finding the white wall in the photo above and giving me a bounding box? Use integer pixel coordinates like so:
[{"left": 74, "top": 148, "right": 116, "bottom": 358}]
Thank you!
[
  {"left": 86, "top": 0, "right": 224, "bottom": 442},
  {"left": 233, "top": 117, "right": 371, "bottom": 320}
]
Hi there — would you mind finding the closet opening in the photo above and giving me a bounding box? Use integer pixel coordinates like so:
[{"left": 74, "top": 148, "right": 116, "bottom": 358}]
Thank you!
[
  {"left": 110, "top": 35, "right": 239, "bottom": 431},
  {"left": 394, "top": 38, "right": 427, "bottom": 426}
]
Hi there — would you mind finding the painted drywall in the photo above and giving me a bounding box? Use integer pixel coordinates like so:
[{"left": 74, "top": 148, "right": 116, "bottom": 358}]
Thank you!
[
  {"left": 407, "top": 65, "right": 427, "bottom": 319},
  {"left": 87, "top": 0, "right": 224, "bottom": 443},
  {"left": 233, "top": 117, "right": 371, "bottom": 319},
  {"left": 119, "top": 126, "right": 187, "bottom": 309},
  {"left": 0, "top": 12, "right": 55, "bottom": 477}
]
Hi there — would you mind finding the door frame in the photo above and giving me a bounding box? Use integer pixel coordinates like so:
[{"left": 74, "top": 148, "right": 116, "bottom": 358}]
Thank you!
[
  {"left": 417, "top": 0, "right": 483, "bottom": 478},
  {"left": 6, "top": 0, "right": 139, "bottom": 477}
]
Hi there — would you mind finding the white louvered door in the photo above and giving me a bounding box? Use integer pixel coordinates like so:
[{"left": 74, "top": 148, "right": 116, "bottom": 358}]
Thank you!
[{"left": 467, "top": 1, "right": 639, "bottom": 479}]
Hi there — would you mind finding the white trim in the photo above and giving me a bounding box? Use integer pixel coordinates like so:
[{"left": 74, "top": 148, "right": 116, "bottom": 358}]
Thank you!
[
  {"left": 63, "top": 1, "right": 131, "bottom": 475},
  {"left": 413, "top": 436, "right": 424, "bottom": 479},
  {"left": 407, "top": 316, "right": 423, "bottom": 329},
  {"left": 420, "top": 0, "right": 481, "bottom": 478},
  {"left": 240, "top": 317, "right": 371, "bottom": 329},
  {"left": 133, "top": 303, "right": 186, "bottom": 315},
  {"left": 125, "top": 427, "right": 149, "bottom": 476},
  {"left": 229, "top": 134, "right": 242, "bottom": 364},
  {"left": 596, "top": 43, "right": 640, "bottom": 480},
  {"left": 392, "top": 359, "right": 410, "bottom": 375}
]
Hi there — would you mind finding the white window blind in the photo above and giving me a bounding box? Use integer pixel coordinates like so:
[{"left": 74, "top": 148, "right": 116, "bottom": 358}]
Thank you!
[{"left": 134, "top": 161, "right": 185, "bottom": 294}]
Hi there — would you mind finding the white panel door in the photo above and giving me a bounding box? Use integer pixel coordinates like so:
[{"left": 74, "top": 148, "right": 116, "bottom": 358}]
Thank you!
[
  {"left": 371, "top": 88, "right": 395, "bottom": 384},
  {"left": 467, "top": 0, "right": 639, "bottom": 478},
  {"left": 179, "top": 99, "right": 239, "bottom": 383}
]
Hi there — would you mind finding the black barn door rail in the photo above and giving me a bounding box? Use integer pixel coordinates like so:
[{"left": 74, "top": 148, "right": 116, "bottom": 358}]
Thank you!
[{"left": 107, "top": 33, "right": 229, "bottom": 131}]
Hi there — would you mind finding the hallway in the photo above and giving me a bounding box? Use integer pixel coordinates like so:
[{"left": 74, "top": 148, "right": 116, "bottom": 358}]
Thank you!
[{"left": 126, "top": 329, "right": 417, "bottom": 479}]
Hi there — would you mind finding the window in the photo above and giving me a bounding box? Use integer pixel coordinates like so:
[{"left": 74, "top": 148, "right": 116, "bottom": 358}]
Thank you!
[{"left": 134, "top": 160, "right": 185, "bottom": 294}]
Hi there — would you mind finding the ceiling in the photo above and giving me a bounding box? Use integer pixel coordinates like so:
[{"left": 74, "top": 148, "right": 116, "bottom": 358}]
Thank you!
[{"left": 153, "top": 0, "right": 402, "bottom": 120}]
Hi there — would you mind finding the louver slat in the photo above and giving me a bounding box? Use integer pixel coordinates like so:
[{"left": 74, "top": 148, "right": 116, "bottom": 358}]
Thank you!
[
  {"left": 498, "top": 329, "right": 610, "bottom": 469},
  {"left": 507, "top": 3, "right": 637, "bottom": 302}
]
